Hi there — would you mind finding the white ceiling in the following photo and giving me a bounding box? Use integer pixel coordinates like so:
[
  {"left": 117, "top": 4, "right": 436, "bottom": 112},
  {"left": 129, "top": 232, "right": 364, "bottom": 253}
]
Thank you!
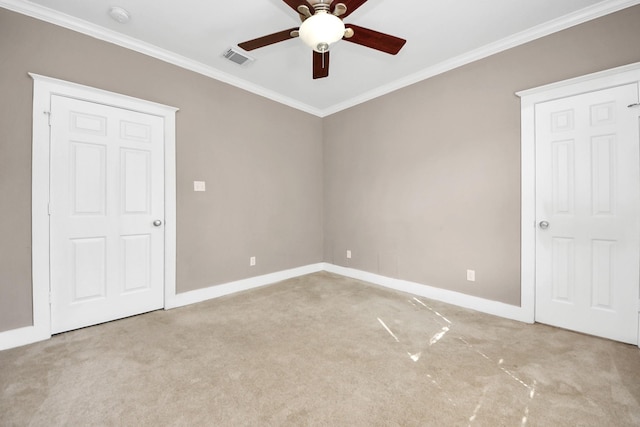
[{"left": 2, "top": 0, "right": 638, "bottom": 116}]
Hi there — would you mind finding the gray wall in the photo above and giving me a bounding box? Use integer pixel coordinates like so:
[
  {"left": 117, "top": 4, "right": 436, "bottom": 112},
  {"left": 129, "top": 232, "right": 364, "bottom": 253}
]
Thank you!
[
  {"left": 323, "top": 6, "right": 640, "bottom": 305},
  {"left": 1, "top": 5, "right": 640, "bottom": 333},
  {"left": 0, "top": 8, "right": 323, "bottom": 332}
]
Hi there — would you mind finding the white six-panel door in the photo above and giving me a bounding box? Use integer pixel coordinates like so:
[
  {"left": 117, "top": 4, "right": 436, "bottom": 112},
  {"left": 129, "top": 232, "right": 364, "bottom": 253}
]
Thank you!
[
  {"left": 535, "top": 83, "right": 640, "bottom": 344},
  {"left": 50, "top": 95, "right": 165, "bottom": 334}
]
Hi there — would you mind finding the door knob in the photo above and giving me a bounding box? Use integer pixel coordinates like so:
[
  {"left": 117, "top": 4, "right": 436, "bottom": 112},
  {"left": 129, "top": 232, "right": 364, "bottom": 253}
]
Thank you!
[
  {"left": 153, "top": 220, "right": 162, "bottom": 227},
  {"left": 539, "top": 221, "right": 549, "bottom": 229}
]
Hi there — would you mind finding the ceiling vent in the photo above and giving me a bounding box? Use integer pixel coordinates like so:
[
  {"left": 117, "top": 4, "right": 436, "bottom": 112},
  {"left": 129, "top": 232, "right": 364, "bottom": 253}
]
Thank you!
[{"left": 223, "top": 48, "right": 254, "bottom": 66}]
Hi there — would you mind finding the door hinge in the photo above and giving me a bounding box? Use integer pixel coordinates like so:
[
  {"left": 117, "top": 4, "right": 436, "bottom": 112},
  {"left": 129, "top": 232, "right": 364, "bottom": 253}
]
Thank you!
[
  {"left": 47, "top": 202, "right": 51, "bottom": 216},
  {"left": 45, "top": 111, "right": 51, "bottom": 126}
]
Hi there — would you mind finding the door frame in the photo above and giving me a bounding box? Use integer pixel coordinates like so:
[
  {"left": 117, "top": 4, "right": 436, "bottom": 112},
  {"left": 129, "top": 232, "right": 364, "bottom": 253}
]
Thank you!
[
  {"left": 30, "top": 73, "right": 178, "bottom": 342},
  {"left": 517, "top": 62, "right": 640, "bottom": 343}
]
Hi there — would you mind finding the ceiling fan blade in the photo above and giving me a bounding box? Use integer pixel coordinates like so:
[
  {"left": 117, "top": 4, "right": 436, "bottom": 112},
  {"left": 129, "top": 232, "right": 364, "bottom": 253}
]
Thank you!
[
  {"left": 334, "top": 0, "right": 369, "bottom": 18},
  {"left": 342, "top": 24, "right": 406, "bottom": 55},
  {"left": 282, "top": 0, "right": 315, "bottom": 14},
  {"left": 238, "top": 28, "right": 299, "bottom": 51},
  {"left": 313, "top": 51, "right": 330, "bottom": 79}
]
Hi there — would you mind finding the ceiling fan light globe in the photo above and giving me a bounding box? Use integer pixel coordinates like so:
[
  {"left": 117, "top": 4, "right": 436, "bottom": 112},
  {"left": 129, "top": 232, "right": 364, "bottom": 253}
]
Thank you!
[{"left": 298, "top": 11, "right": 345, "bottom": 52}]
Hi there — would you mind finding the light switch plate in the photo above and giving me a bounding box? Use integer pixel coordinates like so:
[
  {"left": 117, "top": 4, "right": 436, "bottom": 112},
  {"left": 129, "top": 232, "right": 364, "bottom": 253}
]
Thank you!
[{"left": 194, "top": 181, "right": 206, "bottom": 192}]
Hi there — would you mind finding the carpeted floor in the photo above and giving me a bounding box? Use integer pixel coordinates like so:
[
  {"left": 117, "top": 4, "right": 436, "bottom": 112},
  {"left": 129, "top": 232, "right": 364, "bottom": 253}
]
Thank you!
[{"left": 1, "top": 272, "right": 639, "bottom": 426}]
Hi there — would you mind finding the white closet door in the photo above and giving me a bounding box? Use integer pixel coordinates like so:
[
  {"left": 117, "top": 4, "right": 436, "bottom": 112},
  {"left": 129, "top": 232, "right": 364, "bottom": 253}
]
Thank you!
[
  {"left": 50, "top": 95, "right": 165, "bottom": 334},
  {"left": 535, "top": 83, "right": 640, "bottom": 344}
]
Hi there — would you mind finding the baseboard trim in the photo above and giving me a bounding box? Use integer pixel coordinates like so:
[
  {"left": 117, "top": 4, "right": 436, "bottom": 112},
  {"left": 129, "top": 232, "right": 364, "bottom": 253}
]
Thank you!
[
  {"left": 324, "top": 264, "right": 533, "bottom": 323},
  {"left": 164, "top": 263, "right": 325, "bottom": 309},
  {"left": 0, "top": 324, "right": 50, "bottom": 352},
  {"left": 1, "top": 261, "right": 531, "bottom": 351}
]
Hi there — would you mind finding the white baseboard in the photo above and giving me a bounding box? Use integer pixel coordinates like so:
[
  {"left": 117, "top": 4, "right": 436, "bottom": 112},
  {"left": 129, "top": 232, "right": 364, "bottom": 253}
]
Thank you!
[
  {"left": 165, "top": 263, "right": 325, "bottom": 309},
  {"left": 1, "top": 261, "right": 532, "bottom": 351},
  {"left": 324, "top": 264, "right": 534, "bottom": 323},
  {"left": 0, "top": 324, "right": 50, "bottom": 351}
]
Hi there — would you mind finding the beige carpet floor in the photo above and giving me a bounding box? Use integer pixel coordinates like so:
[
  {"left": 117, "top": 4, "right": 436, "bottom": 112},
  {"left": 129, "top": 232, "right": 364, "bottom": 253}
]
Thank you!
[{"left": 1, "top": 272, "right": 639, "bottom": 426}]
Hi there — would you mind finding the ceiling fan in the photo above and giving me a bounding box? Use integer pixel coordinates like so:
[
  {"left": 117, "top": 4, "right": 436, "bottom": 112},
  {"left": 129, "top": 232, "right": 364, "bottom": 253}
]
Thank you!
[{"left": 237, "top": 0, "right": 406, "bottom": 79}]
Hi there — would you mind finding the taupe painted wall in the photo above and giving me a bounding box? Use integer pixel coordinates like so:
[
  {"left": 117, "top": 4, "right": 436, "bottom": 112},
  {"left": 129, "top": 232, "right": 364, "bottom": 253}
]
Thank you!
[
  {"left": 323, "top": 6, "right": 640, "bottom": 305},
  {"left": 1, "top": 5, "right": 640, "bottom": 333},
  {"left": 0, "top": 8, "right": 323, "bottom": 332}
]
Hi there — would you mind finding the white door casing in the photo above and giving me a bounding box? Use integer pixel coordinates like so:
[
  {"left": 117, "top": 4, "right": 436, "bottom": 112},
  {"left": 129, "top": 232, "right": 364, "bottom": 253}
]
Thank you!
[
  {"left": 49, "top": 95, "right": 165, "bottom": 333},
  {"left": 30, "top": 74, "right": 177, "bottom": 341},
  {"left": 534, "top": 84, "right": 640, "bottom": 344},
  {"left": 518, "top": 62, "right": 640, "bottom": 346}
]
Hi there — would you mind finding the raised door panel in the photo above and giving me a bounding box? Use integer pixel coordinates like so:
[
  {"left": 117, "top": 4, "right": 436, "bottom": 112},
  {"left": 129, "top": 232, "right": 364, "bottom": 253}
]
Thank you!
[
  {"left": 71, "top": 142, "right": 107, "bottom": 215},
  {"left": 121, "top": 148, "right": 151, "bottom": 214},
  {"left": 71, "top": 237, "right": 106, "bottom": 302},
  {"left": 591, "top": 135, "right": 615, "bottom": 216},
  {"left": 121, "top": 235, "right": 151, "bottom": 294}
]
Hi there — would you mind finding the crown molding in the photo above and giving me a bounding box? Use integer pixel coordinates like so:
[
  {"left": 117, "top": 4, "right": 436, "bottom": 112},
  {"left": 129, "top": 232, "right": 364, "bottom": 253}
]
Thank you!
[
  {"left": 1, "top": 0, "right": 638, "bottom": 118},
  {"left": 0, "top": 0, "right": 325, "bottom": 116},
  {"left": 322, "top": 0, "right": 640, "bottom": 117}
]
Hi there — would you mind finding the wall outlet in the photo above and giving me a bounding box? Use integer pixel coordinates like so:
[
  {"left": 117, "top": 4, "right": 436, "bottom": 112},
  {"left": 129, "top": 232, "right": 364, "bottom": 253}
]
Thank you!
[
  {"left": 466, "top": 269, "right": 476, "bottom": 282},
  {"left": 193, "top": 181, "right": 206, "bottom": 192},
  {"left": 250, "top": 256, "right": 256, "bottom": 266},
  {"left": 346, "top": 250, "right": 352, "bottom": 259}
]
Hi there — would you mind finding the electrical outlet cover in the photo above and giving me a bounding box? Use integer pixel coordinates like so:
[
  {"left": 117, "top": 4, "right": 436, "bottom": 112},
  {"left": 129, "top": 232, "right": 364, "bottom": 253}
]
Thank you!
[{"left": 466, "top": 269, "right": 476, "bottom": 281}]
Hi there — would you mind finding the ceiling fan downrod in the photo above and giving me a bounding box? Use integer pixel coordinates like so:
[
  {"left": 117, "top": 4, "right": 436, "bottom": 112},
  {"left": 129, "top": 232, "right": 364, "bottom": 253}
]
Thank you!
[
  {"left": 301, "top": 1, "right": 347, "bottom": 18},
  {"left": 309, "top": 0, "right": 332, "bottom": 13}
]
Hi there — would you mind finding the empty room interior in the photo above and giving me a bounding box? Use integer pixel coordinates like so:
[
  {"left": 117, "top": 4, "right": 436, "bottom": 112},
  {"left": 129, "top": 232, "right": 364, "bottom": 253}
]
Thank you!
[{"left": 1, "top": 0, "right": 640, "bottom": 425}]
